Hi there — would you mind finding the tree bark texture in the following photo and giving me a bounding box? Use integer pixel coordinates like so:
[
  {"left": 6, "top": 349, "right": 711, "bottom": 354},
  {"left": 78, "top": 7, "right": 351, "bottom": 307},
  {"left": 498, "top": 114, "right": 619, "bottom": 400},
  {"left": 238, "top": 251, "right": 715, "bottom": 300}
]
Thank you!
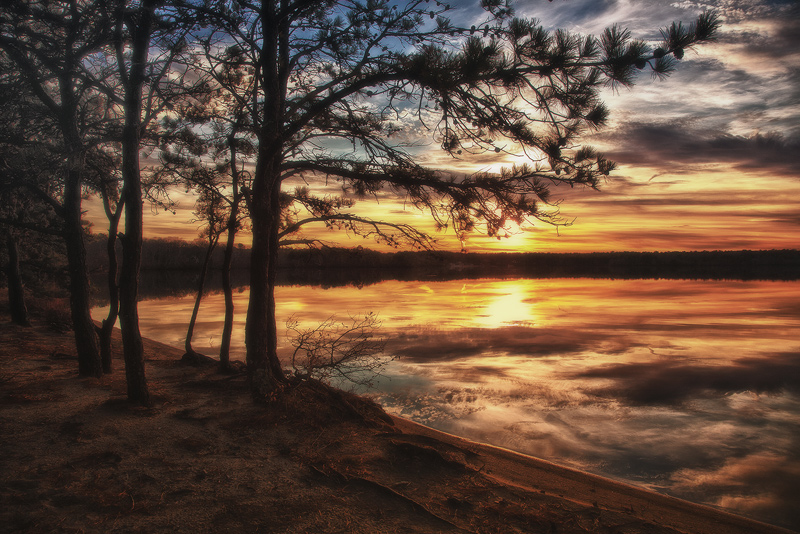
[
  {"left": 245, "top": 161, "right": 286, "bottom": 396},
  {"left": 54, "top": 14, "right": 103, "bottom": 376},
  {"left": 219, "top": 225, "right": 236, "bottom": 371},
  {"left": 97, "top": 199, "right": 122, "bottom": 374}
]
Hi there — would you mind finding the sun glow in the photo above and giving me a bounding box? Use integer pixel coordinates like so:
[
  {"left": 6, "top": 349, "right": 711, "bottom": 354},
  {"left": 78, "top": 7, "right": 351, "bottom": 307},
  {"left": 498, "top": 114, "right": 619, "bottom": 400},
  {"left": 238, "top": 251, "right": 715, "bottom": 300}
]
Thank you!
[{"left": 478, "top": 283, "right": 536, "bottom": 327}]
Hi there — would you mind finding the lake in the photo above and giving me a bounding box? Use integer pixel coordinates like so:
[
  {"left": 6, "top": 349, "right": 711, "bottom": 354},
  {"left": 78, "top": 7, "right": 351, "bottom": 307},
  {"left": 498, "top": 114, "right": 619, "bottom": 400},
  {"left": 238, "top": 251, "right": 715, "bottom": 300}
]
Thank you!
[{"left": 97, "top": 277, "right": 800, "bottom": 529}]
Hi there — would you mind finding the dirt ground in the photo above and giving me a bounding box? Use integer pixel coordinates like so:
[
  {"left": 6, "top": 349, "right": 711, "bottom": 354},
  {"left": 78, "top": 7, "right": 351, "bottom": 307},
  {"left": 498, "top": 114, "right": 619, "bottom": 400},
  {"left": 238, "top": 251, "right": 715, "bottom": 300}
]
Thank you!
[{"left": 1, "top": 308, "right": 793, "bottom": 533}]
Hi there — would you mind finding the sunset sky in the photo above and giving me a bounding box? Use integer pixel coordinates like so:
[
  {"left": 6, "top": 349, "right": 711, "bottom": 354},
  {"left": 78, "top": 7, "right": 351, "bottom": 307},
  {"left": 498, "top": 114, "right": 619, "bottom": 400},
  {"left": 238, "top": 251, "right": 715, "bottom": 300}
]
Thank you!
[{"left": 93, "top": 0, "right": 800, "bottom": 253}]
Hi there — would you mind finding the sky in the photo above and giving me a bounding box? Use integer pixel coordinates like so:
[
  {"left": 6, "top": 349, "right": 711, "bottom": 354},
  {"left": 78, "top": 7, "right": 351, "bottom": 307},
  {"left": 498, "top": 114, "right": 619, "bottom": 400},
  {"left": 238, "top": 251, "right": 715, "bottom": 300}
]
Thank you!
[{"left": 97, "top": 0, "right": 800, "bottom": 253}]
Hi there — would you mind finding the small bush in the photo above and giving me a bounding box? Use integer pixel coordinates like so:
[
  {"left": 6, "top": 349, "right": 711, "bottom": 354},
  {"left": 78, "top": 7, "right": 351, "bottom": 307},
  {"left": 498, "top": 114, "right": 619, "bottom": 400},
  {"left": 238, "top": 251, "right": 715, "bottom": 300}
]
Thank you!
[{"left": 287, "top": 312, "right": 390, "bottom": 389}]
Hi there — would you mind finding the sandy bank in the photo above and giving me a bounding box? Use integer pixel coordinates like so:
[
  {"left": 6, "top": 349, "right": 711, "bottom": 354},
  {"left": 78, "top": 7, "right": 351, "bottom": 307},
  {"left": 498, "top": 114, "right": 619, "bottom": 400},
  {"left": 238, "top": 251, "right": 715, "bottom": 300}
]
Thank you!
[{"left": 1, "top": 317, "right": 793, "bottom": 534}]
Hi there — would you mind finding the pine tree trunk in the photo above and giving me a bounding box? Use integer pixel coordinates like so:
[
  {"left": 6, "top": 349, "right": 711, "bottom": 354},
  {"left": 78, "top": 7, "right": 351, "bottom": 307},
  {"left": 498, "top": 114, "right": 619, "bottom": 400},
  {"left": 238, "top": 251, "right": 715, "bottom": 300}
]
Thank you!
[
  {"left": 245, "top": 1, "right": 287, "bottom": 398},
  {"left": 63, "top": 162, "right": 103, "bottom": 377},
  {"left": 219, "top": 209, "right": 237, "bottom": 373},
  {"left": 117, "top": 1, "right": 155, "bottom": 406},
  {"left": 98, "top": 318, "right": 114, "bottom": 374},
  {"left": 5, "top": 234, "right": 30, "bottom": 327},
  {"left": 54, "top": 20, "right": 102, "bottom": 377},
  {"left": 219, "top": 136, "right": 240, "bottom": 373},
  {"left": 119, "top": 161, "right": 148, "bottom": 404},
  {"left": 97, "top": 201, "right": 121, "bottom": 374},
  {"left": 245, "top": 163, "right": 285, "bottom": 397}
]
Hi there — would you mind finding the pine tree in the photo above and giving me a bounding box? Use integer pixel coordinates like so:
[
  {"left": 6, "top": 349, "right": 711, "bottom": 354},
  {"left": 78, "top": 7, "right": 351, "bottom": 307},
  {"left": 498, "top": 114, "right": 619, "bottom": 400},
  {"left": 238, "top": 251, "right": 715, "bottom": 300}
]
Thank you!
[{"left": 191, "top": 0, "right": 719, "bottom": 396}]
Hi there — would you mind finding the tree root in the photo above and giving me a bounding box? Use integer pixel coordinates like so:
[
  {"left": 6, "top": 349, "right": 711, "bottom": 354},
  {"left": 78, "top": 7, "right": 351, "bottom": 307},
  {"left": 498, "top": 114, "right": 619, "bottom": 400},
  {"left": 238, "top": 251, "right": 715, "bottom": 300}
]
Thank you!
[{"left": 309, "top": 464, "right": 474, "bottom": 533}]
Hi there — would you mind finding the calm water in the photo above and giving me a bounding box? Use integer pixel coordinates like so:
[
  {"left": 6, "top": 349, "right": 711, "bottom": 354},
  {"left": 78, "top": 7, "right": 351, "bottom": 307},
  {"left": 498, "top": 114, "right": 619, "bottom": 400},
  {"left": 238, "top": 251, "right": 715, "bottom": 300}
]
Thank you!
[{"left": 97, "top": 278, "right": 800, "bottom": 529}]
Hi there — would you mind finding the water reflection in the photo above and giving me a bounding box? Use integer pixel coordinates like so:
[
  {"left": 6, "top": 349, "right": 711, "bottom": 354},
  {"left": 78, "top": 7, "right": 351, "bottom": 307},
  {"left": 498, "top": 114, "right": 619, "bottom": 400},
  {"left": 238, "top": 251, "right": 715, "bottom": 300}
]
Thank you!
[{"left": 96, "top": 278, "right": 800, "bottom": 530}]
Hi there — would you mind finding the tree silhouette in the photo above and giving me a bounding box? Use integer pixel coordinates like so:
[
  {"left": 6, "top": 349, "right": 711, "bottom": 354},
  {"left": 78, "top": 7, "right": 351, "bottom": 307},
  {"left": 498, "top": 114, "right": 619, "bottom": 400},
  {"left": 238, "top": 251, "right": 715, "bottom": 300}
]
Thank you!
[
  {"left": 2, "top": 0, "right": 719, "bottom": 403},
  {"left": 194, "top": 0, "right": 719, "bottom": 396},
  {"left": 153, "top": 50, "right": 255, "bottom": 371},
  {"left": 91, "top": 0, "right": 199, "bottom": 404},
  {"left": 2, "top": 0, "right": 200, "bottom": 404},
  {"left": 0, "top": 3, "right": 112, "bottom": 375},
  {"left": 182, "top": 183, "right": 227, "bottom": 362},
  {"left": 85, "top": 147, "right": 124, "bottom": 374}
]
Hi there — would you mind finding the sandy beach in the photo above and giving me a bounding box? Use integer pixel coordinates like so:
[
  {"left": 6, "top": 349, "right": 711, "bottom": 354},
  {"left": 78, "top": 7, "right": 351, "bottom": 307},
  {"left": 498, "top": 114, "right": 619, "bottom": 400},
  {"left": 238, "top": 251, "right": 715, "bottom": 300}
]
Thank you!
[{"left": 1, "top": 313, "right": 794, "bottom": 534}]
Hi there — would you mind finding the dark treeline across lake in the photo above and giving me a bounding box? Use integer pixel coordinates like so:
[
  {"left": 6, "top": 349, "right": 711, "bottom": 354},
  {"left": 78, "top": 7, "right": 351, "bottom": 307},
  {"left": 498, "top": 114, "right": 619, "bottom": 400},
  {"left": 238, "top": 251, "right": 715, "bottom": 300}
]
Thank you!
[
  {"left": 84, "top": 237, "right": 800, "bottom": 301},
  {"left": 276, "top": 247, "right": 800, "bottom": 281}
]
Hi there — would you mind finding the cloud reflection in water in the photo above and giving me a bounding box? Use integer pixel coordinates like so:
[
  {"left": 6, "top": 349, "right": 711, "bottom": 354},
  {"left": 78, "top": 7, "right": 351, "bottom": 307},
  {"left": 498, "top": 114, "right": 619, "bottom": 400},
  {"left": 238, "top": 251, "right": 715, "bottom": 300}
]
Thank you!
[{"left": 116, "top": 278, "right": 800, "bottom": 530}]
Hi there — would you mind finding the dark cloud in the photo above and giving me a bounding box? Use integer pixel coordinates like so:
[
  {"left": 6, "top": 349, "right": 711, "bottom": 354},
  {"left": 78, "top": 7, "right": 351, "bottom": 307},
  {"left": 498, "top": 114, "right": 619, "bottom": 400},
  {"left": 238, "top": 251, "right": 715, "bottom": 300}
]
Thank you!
[
  {"left": 579, "top": 196, "right": 758, "bottom": 207},
  {"left": 517, "top": 0, "right": 690, "bottom": 39},
  {"left": 720, "top": 3, "right": 800, "bottom": 59},
  {"left": 555, "top": 0, "right": 619, "bottom": 25},
  {"left": 773, "top": 7, "right": 800, "bottom": 52},
  {"left": 601, "top": 121, "right": 800, "bottom": 175},
  {"left": 774, "top": 299, "right": 800, "bottom": 318},
  {"left": 576, "top": 351, "right": 800, "bottom": 405},
  {"left": 785, "top": 68, "right": 800, "bottom": 118},
  {"left": 669, "top": 447, "right": 800, "bottom": 530},
  {"left": 748, "top": 209, "right": 800, "bottom": 226},
  {"left": 537, "top": 223, "right": 777, "bottom": 251}
]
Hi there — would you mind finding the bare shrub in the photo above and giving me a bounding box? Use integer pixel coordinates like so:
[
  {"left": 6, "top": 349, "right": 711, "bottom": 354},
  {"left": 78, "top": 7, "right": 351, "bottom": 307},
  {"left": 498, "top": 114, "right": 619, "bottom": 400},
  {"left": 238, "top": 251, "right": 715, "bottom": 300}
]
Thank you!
[{"left": 286, "top": 312, "right": 389, "bottom": 389}]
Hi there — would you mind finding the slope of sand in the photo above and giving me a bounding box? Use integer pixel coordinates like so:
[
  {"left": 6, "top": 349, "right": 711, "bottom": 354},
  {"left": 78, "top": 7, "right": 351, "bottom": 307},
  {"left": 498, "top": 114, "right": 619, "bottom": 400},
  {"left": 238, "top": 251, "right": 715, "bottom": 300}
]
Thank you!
[{"left": 1, "top": 317, "right": 793, "bottom": 534}]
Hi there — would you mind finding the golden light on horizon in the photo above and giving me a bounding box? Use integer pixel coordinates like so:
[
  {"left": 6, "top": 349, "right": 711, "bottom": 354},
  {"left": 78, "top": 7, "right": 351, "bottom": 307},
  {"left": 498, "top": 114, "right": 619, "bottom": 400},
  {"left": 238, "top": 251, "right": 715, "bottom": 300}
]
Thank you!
[
  {"left": 83, "top": 158, "right": 800, "bottom": 254},
  {"left": 82, "top": 113, "right": 800, "bottom": 255}
]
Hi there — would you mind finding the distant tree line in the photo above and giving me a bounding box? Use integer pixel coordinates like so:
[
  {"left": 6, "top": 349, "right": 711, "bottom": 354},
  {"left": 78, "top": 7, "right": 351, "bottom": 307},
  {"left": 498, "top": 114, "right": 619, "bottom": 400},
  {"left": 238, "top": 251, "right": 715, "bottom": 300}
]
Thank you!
[
  {"left": 278, "top": 247, "right": 800, "bottom": 281},
  {"left": 82, "top": 237, "right": 800, "bottom": 282},
  {"left": 84, "top": 235, "right": 250, "bottom": 273}
]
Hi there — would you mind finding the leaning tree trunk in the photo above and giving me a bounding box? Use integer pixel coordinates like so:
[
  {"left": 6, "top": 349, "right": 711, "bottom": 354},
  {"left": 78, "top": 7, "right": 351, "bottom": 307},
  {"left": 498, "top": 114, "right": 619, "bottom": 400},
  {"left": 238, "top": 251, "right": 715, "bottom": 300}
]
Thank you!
[
  {"left": 5, "top": 234, "right": 30, "bottom": 327},
  {"left": 184, "top": 235, "right": 218, "bottom": 359}
]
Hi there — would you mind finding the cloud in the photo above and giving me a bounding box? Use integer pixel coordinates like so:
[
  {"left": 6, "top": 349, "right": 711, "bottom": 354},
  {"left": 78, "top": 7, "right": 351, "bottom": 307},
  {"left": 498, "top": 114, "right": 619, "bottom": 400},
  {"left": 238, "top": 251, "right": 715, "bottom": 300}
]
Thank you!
[
  {"left": 516, "top": 0, "right": 692, "bottom": 37},
  {"left": 771, "top": 6, "right": 800, "bottom": 55},
  {"left": 576, "top": 351, "right": 800, "bottom": 404},
  {"left": 600, "top": 121, "right": 800, "bottom": 175},
  {"left": 669, "top": 449, "right": 800, "bottom": 529}
]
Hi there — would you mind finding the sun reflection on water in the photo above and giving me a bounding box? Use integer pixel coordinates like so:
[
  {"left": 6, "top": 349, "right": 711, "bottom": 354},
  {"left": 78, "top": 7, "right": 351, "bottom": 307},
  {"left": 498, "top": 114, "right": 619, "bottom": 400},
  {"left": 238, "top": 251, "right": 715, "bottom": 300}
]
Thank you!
[{"left": 478, "top": 282, "right": 537, "bottom": 327}]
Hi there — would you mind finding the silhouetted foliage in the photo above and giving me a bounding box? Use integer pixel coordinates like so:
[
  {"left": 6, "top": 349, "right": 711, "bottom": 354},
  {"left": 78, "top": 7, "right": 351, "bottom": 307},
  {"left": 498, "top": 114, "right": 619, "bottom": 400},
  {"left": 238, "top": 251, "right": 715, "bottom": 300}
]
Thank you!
[{"left": 279, "top": 248, "right": 800, "bottom": 282}]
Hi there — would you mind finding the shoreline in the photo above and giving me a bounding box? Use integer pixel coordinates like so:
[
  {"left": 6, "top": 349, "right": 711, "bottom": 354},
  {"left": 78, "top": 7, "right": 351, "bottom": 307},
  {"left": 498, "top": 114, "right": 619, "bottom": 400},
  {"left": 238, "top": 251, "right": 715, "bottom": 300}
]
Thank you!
[
  {"left": 1, "top": 317, "right": 795, "bottom": 533},
  {"left": 391, "top": 417, "right": 792, "bottom": 534}
]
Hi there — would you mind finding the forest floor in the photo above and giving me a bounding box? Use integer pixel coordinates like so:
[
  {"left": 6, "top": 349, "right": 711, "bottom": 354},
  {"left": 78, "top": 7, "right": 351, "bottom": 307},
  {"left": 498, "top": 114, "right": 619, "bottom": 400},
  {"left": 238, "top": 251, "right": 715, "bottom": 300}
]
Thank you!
[{"left": 0, "top": 303, "right": 794, "bottom": 534}]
